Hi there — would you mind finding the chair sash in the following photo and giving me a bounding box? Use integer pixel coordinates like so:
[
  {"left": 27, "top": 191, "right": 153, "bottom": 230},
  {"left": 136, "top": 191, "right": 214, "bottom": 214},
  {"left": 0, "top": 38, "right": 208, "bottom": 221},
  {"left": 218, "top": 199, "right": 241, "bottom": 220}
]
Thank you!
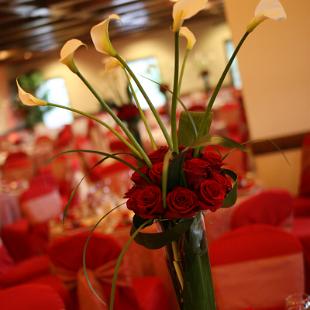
[{"left": 53, "top": 259, "right": 130, "bottom": 310}]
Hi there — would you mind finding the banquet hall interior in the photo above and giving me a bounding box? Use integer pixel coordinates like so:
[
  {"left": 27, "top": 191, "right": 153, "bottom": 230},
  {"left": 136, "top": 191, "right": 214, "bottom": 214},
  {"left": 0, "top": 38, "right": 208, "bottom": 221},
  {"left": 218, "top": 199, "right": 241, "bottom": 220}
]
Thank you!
[{"left": 0, "top": 0, "right": 309, "bottom": 309}]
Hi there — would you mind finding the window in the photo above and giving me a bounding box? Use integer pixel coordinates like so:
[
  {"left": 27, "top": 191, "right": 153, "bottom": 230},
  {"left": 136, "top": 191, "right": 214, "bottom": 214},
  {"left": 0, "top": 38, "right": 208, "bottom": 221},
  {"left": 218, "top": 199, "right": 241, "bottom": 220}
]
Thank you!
[
  {"left": 128, "top": 57, "right": 166, "bottom": 110},
  {"left": 36, "top": 78, "right": 73, "bottom": 129},
  {"left": 225, "top": 40, "right": 242, "bottom": 89}
]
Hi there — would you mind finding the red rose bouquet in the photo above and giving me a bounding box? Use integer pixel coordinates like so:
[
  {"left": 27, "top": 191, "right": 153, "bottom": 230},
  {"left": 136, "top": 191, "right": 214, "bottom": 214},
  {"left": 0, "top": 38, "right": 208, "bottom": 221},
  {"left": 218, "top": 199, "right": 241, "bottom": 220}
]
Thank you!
[{"left": 16, "top": 0, "right": 287, "bottom": 309}]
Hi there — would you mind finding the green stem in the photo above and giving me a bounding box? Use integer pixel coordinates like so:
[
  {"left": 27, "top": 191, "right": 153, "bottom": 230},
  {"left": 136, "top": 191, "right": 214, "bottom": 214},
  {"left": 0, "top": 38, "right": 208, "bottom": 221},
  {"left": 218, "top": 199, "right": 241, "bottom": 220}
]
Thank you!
[
  {"left": 116, "top": 55, "right": 173, "bottom": 150},
  {"left": 47, "top": 103, "right": 141, "bottom": 158},
  {"left": 75, "top": 69, "right": 152, "bottom": 167},
  {"left": 178, "top": 49, "right": 189, "bottom": 95},
  {"left": 171, "top": 31, "right": 180, "bottom": 153},
  {"left": 199, "top": 31, "right": 250, "bottom": 136},
  {"left": 124, "top": 71, "right": 157, "bottom": 150}
]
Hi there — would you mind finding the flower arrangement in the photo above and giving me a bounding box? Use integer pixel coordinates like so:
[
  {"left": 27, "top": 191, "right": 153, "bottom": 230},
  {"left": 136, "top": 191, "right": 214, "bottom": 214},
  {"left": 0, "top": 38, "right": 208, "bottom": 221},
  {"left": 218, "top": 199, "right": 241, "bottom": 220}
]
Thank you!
[{"left": 16, "top": 0, "right": 287, "bottom": 309}]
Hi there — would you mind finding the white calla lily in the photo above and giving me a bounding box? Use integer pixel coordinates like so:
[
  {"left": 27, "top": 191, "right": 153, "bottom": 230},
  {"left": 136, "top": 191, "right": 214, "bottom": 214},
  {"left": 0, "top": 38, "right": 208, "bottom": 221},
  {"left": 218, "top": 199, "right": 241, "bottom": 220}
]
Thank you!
[
  {"left": 247, "top": 0, "right": 287, "bottom": 32},
  {"left": 179, "top": 27, "right": 196, "bottom": 49},
  {"left": 90, "top": 14, "right": 120, "bottom": 56},
  {"left": 16, "top": 80, "right": 47, "bottom": 106},
  {"left": 60, "top": 39, "right": 86, "bottom": 73},
  {"left": 172, "top": 0, "right": 208, "bottom": 32}
]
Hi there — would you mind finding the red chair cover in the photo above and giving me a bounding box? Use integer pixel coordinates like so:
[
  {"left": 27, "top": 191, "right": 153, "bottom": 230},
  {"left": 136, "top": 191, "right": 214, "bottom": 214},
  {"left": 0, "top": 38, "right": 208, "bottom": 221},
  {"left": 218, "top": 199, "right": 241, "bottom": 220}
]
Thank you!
[
  {"left": 0, "top": 255, "right": 50, "bottom": 288},
  {"left": 210, "top": 225, "right": 304, "bottom": 310},
  {"left": 231, "top": 189, "right": 293, "bottom": 230},
  {"left": 20, "top": 174, "right": 62, "bottom": 224},
  {"left": 48, "top": 232, "right": 141, "bottom": 310},
  {"left": 1, "top": 151, "right": 33, "bottom": 182},
  {"left": 0, "top": 284, "right": 65, "bottom": 310},
  {"left": 1, "top": 219, "right": 49, "bottom": 261}
]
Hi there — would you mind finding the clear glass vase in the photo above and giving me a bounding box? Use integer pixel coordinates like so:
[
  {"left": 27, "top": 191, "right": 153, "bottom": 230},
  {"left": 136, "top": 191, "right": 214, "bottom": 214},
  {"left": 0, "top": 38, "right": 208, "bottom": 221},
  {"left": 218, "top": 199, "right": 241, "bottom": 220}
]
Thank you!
[{"left": 160, "top": 212, "right": 216, "bottom": 310}]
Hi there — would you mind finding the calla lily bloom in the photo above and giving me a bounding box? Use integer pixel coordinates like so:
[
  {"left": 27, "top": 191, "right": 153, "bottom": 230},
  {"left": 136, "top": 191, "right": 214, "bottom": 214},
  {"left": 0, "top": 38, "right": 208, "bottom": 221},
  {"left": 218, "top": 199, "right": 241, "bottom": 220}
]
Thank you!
[
  {"left": 90, "top": 14, "right": 120, "bottom": 56},
  {"left": 103, "top": 57, "right": 122, "bottom": 72},
  {"left": 172, "top": 0, "right": 208, "bottom": 32},
  {"left": 247, "top": 0, "right": 287, "bottom": 32},
  {"left": 179, "top": 27, "right": 196, "bottom": 50},
  {"left": 16, "top": 80, "right": 47, "bottom": 106},
  {"left": 60, "top": 39, "right": 86, "bottom": 73}
]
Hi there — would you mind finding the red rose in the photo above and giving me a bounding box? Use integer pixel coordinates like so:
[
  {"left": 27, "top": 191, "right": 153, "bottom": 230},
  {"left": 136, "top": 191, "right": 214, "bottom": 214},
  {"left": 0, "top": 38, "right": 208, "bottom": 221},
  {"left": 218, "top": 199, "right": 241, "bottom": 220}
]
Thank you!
[
  {"left": 198, "top": 180, "right": 226, "bottom": 211},
  {"left": 148, "top": 146, "right": 169, "bottom": 163},
  {"left": 212, "top": 172, "right": 232, "bottom": 192},
  {"left": 131, "top": 166, "right": 149, "bottom": 185},
  {"left": 165, "top": 187, "right": 199, "bottom": 219},
  {"left": 149, "top": 162, "right": 163, "bottom": 185},
  {"left": 183, "top": 158, "right": 210, "bottom": 188},
  {"left": 126, "top": 185, "right": 164, "bottom": 219},
  {"left": 117, "top": 104, "right": 140, "bottom": 121},
  {"left": 202, "top": 151, "right": 223, "bottom": 169}
]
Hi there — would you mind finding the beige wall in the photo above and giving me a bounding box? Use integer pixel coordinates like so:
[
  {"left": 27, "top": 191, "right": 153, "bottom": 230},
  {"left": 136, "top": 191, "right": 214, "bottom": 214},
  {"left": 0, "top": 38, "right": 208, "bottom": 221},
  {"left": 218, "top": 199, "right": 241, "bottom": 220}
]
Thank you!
[
  {"left": 224, "top": 0, "right": 310, "bottom": 193},
  {"left": 10, "top": 20, "right": 232, "bottom": 114},
  {"left": 224, "top": 0, "right": 310, "bottom": 140}
]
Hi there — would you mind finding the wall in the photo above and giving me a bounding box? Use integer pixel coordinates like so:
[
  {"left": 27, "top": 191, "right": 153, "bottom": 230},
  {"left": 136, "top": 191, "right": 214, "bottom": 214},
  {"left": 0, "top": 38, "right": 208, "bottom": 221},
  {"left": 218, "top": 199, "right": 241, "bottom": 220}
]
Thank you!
[
  {"left": 224, "top": 0, "right": 310, "bottom": 194},
  {"left": 10, "top": 20, "right": 232, "bottom": 114}
]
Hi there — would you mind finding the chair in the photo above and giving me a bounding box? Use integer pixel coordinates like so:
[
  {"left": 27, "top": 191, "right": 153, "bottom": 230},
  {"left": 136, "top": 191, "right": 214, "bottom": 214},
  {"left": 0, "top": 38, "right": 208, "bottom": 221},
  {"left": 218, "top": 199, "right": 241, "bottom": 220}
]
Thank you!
[
  {"left": 48, "top": 232, "right": 171, "bottom": 310},
  {"left": 20, "top": 174, "right": 62, "bottom": 224},
  {"left": 230, "top": 189, "right": 294, "bottom": 230},
  {"left": 1, "top": 151, "right": 33, "bottom": 182},
  {"left": 0, "top": 284, "right": 65, "bottom": 310},
  {"left": 210, "top": 225, "right": 305, "bottom": 310},
  {"left": 1, "top": 219, "right": 49, "bottom": 261}
]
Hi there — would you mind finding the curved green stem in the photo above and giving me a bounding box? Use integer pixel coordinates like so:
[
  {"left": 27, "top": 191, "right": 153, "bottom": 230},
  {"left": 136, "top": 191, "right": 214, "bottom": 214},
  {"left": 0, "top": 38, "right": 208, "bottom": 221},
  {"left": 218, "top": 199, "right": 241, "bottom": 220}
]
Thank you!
[
  {"left": 171, "top": 31, "right": 180, "bottom": 153},
  {"left": 75, "top": 69, "right": 152, "bottom": 167},
  {"left": 199, "top": 31, "right": 250, "bottom": 136},
  {"left": 178, "top": 49, "right": 189, "bottom": 95},
  {"left": 115, "top": 54, "right": 173, "bottom": 150},
  {"left": 47, "top": 103, "right": 141, "bottom": 158},
  {"left": 124, "top": 71, "right": 157, "bottom": 151}
]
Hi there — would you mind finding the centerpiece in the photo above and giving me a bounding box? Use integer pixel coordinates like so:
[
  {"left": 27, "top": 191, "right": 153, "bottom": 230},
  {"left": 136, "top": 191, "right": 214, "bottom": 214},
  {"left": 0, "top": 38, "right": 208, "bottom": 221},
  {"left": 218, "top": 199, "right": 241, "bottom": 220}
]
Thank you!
[{"left": 16, "top": 0, "right": 287, "bottom": 309}]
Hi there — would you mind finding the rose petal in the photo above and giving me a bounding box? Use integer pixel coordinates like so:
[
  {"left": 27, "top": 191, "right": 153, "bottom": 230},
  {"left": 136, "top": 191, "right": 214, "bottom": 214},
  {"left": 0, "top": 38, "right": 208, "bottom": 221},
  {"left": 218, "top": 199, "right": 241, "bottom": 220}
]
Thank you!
[
  {"left": 16, "top": 80, "right": 47, "bottom": 106},
  {"left": 90, "top": 14, "right": 120, "bottom": 56}
]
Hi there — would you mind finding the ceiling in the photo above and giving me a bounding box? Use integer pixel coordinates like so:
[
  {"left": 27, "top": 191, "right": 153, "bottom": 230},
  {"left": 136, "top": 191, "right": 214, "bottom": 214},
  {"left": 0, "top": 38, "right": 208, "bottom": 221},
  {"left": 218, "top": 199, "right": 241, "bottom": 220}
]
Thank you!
[{"left": 0, "top": 0, "right": 225, "bottom": 63}]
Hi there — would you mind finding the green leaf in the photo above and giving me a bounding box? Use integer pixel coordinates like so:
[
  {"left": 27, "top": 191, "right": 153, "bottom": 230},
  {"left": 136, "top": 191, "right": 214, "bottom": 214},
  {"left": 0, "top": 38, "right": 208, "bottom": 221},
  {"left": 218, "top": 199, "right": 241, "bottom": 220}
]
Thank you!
[
  {"left": 131, "top": 219, "right": 193, "bottom": 249},
  {"left": 132, "top": 215, "right": 153, "bottom": 229},
  {"left": 167, "top": 152, "right": 186, "bottom": 192},
  {"left": 182, "top": 213, "right": 216, "bottom": 310},
  {"left": 178, "top": 111, "right": 212, "bottom": 147},
  {"left": 162, "top": 151, "right": 172, "bottom": 209},
  {"left": 222, "top": 169, "right": 238, "bottom": 208},
  {"left": 192, "top": 135, "right": 246, "bottom": 150}
]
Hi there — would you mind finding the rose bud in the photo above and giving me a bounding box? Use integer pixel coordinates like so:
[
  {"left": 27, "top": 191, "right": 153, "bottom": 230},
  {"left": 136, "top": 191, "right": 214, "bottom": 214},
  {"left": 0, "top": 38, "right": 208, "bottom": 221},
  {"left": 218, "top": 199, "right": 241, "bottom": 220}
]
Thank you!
[
  {"left": 148, "top": 146, "right": 169, "bottom": 163},
  {"left": 198, "top": 180, "right": 226, "bottom": 211},
  {"left": 165, "top": 187, "right": 199, "bottom": 219},
  {"left": 183, "top": 158, "right": 210, "bottom": 188},
  {"left": 202, "top": 151, "right": 223, "bottom": 169},
  {"left": 126, "top": 185, "right": 164, "bottom": 219},
  {"left": 149, "top": 162, "right": 163, "bottom": 185}
]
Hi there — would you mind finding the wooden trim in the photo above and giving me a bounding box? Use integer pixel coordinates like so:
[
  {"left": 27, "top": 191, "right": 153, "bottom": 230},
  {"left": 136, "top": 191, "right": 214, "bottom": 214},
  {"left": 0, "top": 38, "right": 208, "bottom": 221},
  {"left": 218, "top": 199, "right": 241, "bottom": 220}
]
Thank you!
[{"left": 251, "top": 132, "right": 309, "bottom": 155}]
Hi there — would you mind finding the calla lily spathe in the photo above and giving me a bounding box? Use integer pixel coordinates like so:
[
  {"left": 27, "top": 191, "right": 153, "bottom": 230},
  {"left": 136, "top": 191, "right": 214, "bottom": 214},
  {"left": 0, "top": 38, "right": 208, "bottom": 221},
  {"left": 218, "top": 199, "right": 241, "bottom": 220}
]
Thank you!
[
  {"left": 179, "top": 27, "right": 196, "bottom": 50},
  {"left": 60, "top": 39, "right": 86, "bottom": 73},
  {"left": 247, "top": 0, "right": 287, "bottom": 32},
  {"left": 172, "top": 0, "right": 208, "bottom": 32},
  {"left": 103, "top": 57, "right": 122, "bottom": 72},
  {"left": 90, "top": 14, "right": 120, "bottom": 56},
  {"left": 16, "top": 80, "right": 47, "bottom": 106}
]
